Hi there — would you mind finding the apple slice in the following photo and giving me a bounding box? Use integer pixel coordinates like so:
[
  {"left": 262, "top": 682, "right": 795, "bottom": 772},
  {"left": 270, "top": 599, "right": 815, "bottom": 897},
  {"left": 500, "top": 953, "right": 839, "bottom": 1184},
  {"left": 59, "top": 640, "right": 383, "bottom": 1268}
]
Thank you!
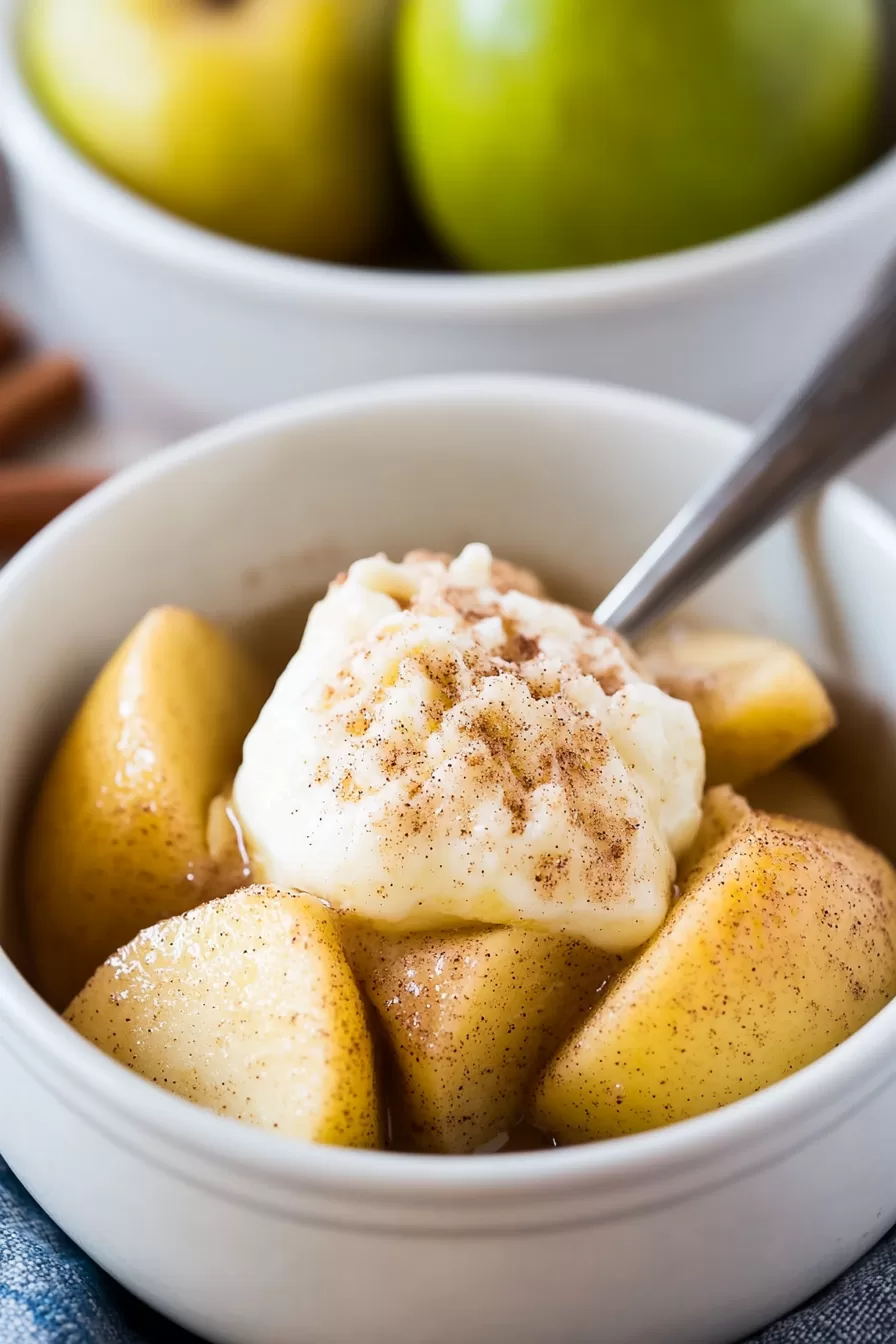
[
  {"left": 343, "top": 922, "right": 614, "bottom": 1154},
  {"left": 679, "top": 773, "right": 847, "bottom": 885},
  {"left": 66, "top": 886, "right": 380, "bottom": 1148},
  {"left": 676, "top": 784, "right": 752, "bottom": 883},
  {"left": 533, "top": 801, "right": 896, "bottom": 1143},
  {"left": 640, "top": 629, "right": 836, "bottom": 787},
  {"left": 26, "top": 606, "right": 269, "bottom": 1008},
  {"left": 744, "top": 765, "right": 847, "bottom": 830}
]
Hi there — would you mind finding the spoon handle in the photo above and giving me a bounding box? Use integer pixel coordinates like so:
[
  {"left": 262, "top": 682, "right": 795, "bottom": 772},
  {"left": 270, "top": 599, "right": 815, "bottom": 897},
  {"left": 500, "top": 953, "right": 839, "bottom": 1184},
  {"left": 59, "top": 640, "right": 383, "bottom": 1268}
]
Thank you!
[{"left": 595, "top": 254, "right": 896, "bottom": 640}]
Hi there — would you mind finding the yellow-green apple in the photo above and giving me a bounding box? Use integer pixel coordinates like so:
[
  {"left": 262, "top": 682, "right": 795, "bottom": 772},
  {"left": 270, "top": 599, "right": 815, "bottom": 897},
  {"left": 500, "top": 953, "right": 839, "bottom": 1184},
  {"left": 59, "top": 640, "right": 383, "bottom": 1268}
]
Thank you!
[
  {"left": 398, "top": 0, "right": 880, "bottom": 271},
  {"left": 24, "top": 0, "right": 400, "bottom": 260}
]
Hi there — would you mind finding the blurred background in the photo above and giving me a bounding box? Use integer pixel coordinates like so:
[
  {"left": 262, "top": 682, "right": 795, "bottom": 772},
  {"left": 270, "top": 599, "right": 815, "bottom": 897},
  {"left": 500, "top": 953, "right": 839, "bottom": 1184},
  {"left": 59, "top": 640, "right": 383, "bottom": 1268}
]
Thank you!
[{"left": 0, "top": 0, "right": 895, "bottom": 543}]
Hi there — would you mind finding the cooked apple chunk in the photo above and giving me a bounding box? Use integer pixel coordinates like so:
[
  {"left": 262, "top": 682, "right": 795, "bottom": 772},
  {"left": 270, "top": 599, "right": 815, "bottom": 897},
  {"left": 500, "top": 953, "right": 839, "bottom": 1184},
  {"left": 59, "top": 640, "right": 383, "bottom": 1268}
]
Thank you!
[
  {"left": 66, "top": 886, "right": 380, "bottom": 1148},
  {"left": 640, "top": 629, "right": 835, "bottom": 787},
  {"left": 26, "top": 606, "right": 269, "bottom": 1008},
  {"left": 744, "top": 764, "right": 847, "bottom": 830},
  {"left": 677, "top": 784, "right": 752, "bottom": 883},
  {"left": 533, "top": 802, "right": 896, "bottom": 1143},
  {"left": 343, "top": 922, "right": 615, "bottom": 1154}
]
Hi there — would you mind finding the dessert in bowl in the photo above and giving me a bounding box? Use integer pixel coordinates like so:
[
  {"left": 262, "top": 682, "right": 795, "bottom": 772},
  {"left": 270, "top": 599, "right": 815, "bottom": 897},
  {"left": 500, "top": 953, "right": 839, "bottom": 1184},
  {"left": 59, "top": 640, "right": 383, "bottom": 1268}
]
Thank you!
[
  {"left": 28, "top": 538, "right": 894, "bottom": 1160},
  {"left": 1, "top": 377, "right": 896, "bottom": 1344}
]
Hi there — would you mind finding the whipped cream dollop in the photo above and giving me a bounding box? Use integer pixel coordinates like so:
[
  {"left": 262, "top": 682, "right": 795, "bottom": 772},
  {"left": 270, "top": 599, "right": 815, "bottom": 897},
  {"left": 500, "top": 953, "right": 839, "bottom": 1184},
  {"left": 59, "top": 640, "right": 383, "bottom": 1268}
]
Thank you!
[{"left": 233, "top": 545, "right": 705, "bottom": 951}]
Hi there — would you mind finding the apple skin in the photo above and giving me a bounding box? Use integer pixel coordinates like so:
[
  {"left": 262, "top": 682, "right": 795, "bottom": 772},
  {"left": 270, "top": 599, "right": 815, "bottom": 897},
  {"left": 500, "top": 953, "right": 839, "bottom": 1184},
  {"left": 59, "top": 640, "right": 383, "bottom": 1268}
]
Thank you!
[
  {"left": 23, "top": 0, "right": 400, "bottom": 261},
  {"left": 398, "top": 0, "right": 881, "bottom": 271}
]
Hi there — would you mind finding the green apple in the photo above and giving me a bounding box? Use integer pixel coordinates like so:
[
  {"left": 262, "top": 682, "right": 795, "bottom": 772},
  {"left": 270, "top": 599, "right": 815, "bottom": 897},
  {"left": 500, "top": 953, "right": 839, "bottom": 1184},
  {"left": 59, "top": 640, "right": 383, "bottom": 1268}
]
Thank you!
[
  {"left": 24, "top": 0, "right": 399, "bottom": 261},
  {"left": 398, "top": 0, "right": 881, "bottom": 271}
]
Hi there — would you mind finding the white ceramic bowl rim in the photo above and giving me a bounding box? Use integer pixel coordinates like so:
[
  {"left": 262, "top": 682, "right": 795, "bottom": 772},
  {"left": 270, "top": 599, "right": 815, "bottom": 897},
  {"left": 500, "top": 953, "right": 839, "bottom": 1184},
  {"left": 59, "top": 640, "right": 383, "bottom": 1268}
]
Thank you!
[
  {"left": 1, "top": 0, "right": 895, "bottom": 318},
  {"left": 2, "top": 375, "right": 896, "bottom": 1212}
]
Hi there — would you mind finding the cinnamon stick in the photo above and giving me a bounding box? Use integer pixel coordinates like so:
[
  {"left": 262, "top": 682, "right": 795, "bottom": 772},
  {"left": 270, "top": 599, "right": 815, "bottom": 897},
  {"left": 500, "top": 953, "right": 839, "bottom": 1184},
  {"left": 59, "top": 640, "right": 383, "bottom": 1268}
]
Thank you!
[
  {"left": 0, "top": 354, "right": 87, "bottom": 459},
  {"left": 0, "top": 466, "right": 108, "bottom": 550},
  {"left": 0, "top": 312, "right": 23, "bottom": 368}
]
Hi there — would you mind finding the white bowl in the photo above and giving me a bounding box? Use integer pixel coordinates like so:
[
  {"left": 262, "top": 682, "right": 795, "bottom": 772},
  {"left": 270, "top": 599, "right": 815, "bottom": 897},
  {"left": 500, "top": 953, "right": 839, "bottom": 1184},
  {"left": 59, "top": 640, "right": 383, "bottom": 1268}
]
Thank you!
[
  {"left": 2, "top": 0, "right": 896, "bottom": 429},
  {"left": 1, "top": 375, "right": 896, "bottom": 1344}
]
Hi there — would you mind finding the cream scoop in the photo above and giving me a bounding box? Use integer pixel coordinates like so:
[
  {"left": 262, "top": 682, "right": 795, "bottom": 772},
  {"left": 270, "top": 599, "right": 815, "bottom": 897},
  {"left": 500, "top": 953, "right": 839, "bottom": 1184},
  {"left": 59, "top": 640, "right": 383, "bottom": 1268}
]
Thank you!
[{"left": 233, "top": 545, "right": 705, "bottom": 952}]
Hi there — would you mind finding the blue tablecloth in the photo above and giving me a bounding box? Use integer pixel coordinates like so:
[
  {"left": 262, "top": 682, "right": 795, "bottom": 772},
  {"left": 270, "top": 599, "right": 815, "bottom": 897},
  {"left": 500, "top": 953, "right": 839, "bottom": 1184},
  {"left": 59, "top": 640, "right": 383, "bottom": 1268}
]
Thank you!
[{"left": 3, "top": 1154, "right": 896, "bottom": 1344}]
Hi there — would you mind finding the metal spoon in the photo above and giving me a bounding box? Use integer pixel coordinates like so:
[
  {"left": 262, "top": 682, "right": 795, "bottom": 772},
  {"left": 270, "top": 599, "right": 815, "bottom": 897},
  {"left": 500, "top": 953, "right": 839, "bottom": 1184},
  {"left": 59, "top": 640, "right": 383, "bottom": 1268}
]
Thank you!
[{"left": 595, "top": 251, "right": 896, "bottom": 640}]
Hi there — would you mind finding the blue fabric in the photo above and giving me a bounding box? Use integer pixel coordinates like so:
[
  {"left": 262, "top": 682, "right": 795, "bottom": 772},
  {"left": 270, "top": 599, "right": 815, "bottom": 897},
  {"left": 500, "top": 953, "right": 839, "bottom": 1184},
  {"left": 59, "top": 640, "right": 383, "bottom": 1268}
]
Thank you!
[
  {"left": 0, "top": 1158, "right": 192, "bottom": 1344},
  {"left": 2, "top": 1153, "right": 895, "bottom": 1343},
  {"left": 0, "top": 1157, "right": 137, "bottom": 1344}
]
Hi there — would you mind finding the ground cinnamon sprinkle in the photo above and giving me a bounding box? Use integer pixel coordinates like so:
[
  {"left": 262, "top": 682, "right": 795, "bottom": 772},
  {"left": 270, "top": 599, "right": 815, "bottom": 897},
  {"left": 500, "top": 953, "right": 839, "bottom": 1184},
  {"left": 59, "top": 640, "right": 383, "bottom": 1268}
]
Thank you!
[
  {"left": 322, "top": 553, "right": 643, "bottom": 900},
  {"left": 234, "top": 543, "right": 705, "bottom": 953}
]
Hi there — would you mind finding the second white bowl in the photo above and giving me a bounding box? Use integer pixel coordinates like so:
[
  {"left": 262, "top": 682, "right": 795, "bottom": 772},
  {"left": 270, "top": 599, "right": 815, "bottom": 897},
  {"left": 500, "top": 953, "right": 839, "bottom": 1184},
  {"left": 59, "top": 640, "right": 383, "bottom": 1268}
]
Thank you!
[{"left": 2, "top": 0, "right": 896, "bottom": 429}]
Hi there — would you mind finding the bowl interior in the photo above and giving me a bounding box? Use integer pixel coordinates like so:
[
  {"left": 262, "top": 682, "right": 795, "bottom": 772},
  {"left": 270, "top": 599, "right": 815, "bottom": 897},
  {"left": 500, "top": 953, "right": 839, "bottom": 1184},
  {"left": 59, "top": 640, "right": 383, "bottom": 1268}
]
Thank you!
[{"left": 1, "top": 379, "right": 895, "bottom": 975}]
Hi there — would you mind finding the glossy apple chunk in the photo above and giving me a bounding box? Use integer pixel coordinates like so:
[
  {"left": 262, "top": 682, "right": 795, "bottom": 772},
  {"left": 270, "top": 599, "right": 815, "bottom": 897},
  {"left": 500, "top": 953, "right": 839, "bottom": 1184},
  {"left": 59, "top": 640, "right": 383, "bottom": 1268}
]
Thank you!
[
  {"left": 678, "top": 771, "right": 848, "bottom": 884},
  {"left": 344, "top": 921, "right": 615, "bottom": 1154},
  {"left": 676, "top": 784, "right": 752, "bottom": 883},
  {"left": 640, "top": 629, "right": 836, "bottom": 787},
  {"left": 744, "top": 764, "right": 848, "bottom": 830},
  {"left": 26, "top": 606, "right": 269, "bottom": 1008},
  {"left": 66, "top": 886, "right": 380, "bottom": 1147},
  {"left": 533, "top": 793, "right": 896, "bottom": 1143}
]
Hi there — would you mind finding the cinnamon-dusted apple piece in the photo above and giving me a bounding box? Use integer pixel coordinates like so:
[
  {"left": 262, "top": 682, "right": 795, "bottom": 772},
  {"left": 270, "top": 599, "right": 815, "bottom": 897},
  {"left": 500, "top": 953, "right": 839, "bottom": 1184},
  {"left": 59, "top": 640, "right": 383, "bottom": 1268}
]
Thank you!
[
  {"left": 533, "top": 790, "right": 896, "bottom": 1142},
  {"left": 640, "top": 629, "right": 835, "bottom": 787},
  {"left": 66, "top": 886, "right": 380, "bottom": 1148},
  {"left": 26, "top": 607, "right": 269, "bottom": 1007},
  {"left": 344, "top": 921, "right": 615, "bottom": 1154}
]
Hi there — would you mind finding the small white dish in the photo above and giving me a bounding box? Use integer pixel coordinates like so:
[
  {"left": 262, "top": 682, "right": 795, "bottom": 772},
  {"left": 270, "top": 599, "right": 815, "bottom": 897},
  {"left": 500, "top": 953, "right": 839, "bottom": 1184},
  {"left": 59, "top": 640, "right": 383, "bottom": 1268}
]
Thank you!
[
  {"left": 2, "top": 0, "right": 896, "bottom": 428},
  {"left": 0, "top": 375, "right": 895, "bottom": 1344}
]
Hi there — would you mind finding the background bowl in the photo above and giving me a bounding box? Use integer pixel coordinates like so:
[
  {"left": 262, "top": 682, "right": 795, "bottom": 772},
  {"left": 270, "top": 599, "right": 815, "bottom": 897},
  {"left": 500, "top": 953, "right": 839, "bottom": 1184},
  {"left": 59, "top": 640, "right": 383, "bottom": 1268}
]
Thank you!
[
  {"left": 1, "top": 376, "right": 895, "bottom": 1344},
  {"left": 2, "top": 0, "right": 896, "bottom": 431}
]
